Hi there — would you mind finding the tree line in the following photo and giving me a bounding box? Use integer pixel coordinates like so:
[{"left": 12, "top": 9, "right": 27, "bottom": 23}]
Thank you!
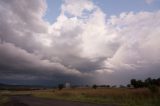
[
  {"left": 57, "top": 77, "right": 160, "bottom": 90},
  {"left": 130, "top": 77, "right": 160, "bottom": 88}
]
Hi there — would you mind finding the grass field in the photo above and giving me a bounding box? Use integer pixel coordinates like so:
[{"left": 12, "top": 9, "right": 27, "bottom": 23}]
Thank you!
[
  {"left": 0, "top": 93, "right": 8, "bottom": 106},
  {"left": 0, "top": 90, "right": 31, "bottom": 106},
  {"left": 0, "top": 87, "right": 160, "bottom": 106},
  {"left": 32, "top": 88, "right": 160, "bottom": 106}
]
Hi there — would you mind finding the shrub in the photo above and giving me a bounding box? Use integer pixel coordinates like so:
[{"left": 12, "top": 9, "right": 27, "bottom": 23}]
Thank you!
[
  {"left": 58, "top": 84, "right": 64, "bottom": 90},
  {"left": 148, "top": 85, "right": 159, "bottom": 94},
  {"left": 92, "top": 84, "right": 97, "bottom": 89}
]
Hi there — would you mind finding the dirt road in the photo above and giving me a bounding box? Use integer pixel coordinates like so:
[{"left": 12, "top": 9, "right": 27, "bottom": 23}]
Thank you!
[{"left": 5, "top": 95, "right": 116, "bottom": 106}]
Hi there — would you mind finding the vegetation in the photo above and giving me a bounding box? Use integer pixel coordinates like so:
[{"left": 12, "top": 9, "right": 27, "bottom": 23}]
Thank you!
[
  {"left": 130, "top": 78, "right": 160, "bottom": 88},
  {"left": 0, "top": 77, "right": 160, "bottom": 106},
  {"left": 32, "top": 87, "right": 160, "bottom": 106},
  {"left": 130, "top": 78, "right": 160, "bottom": 94},
  {"left": 0, "top": 93, "right": 9, "bottom": 106},
  {"left": 92, "top": 84, "right": 97, "bottom": 89},
  {"left": 32, "top": 77, "right": 160, "bottom": 106},
  {"left": 58, "top": 84, "right": 64, "bottom": 90}
]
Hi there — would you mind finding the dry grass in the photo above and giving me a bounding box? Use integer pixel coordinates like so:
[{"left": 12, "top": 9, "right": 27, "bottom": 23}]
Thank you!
[
  {"left": 0, "top": 93, "right": 9, "bottom": 106},
  {"left": 32, "top": 88, "right": 160, "bottom": 106}
]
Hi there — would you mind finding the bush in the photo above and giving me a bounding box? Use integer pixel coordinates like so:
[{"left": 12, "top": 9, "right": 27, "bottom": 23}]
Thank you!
[
  {"left": 58, "top": 84, "right": 64, "bottom": 90},
  {"left": 92, "top": 84, "right": 97, "bottom": 89},
  {"left": 148, "top": 85, "right": 159, "bottom": 94}
]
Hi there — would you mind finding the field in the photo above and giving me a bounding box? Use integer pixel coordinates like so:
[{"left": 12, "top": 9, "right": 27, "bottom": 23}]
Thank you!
[
  {"left": 32, "top": 87, "right": 160, "bottom": 106},
  {"left": 0, "top": 93, "right": 8, "bottom": 106},
  {"left": 0, "top": 87, "right": 160, "bottom": 106}
]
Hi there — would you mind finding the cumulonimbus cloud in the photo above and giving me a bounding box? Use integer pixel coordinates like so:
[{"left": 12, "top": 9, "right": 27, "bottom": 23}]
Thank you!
[{"left": 0, "top": 0, "right": 160, "bottom": 85}]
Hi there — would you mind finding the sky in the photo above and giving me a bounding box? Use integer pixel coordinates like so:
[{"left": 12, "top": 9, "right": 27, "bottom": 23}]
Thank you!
[{"left": 0, "top": 0, "right": 160, "bottom": 86}]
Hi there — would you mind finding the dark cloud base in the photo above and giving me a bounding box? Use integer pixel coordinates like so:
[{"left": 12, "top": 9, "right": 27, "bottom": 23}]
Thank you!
[{"left": 0, "top": 0, "right": 160, "bottom": 86}]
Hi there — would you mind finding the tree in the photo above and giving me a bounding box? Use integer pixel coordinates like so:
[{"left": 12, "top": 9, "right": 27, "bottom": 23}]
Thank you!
[
  {"left": 144, "top": 77, "right": 152, "bottom": 87},
  {"left": 106, "top": 85, "right": 110, "bottom": 88},
  {"left": 92, "top": 84, "right": 97, "bottom": 89},
  {"left": 137, "top": 80, "right": 144, "bottom": 88},
  {"left": 130, "top": 77, "right": 160, "bottom": 88},
  {"left": 130, "top": 79, "right": 144, "bottom": 88},
  {"left": 157, "top": 78, "right": 160, "bottom": 86},
  {"left": 58, "top": 84, "right": 64, "bottom": 90},
  {"left": 131, "top": 79, "right": 138, "bottom": 88}
]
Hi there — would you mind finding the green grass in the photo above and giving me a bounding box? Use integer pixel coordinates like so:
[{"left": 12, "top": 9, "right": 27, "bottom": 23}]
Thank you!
[{"left": 32, "top": 88, "right": 160, "bottom": 106}]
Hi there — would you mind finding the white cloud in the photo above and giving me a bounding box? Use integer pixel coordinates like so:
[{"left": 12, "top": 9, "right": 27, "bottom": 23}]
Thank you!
[
  {"left": 50, "top": 0, "right": 160, "bottom": 81},
  {"left": 94, "top": 11, "right": 160, "bottom": 84},
  {"left": 145, "top": 0, "right": 155, "bottom": 4},
  {"left": 61, "top": 0, "right": 96, "bottom": 17},
  {"left": 0, "top": 0, "right": 160, "bottom": 85}
]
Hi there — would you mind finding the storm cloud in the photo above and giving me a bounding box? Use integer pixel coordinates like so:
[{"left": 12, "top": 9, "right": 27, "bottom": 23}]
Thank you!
[{"left": 0, "top": 0, "right": 160, "bottom": 85}]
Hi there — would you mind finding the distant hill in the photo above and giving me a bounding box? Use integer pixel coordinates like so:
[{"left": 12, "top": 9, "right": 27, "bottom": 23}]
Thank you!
[
  {"left": 0, "top": 83, "right": 13, "bottom": 87},
  {"left": 0, "top": 83, "right": 50, "bottom": 90},
  {"left": 0, "top": 83, "right": 7, "bottom": 86}
]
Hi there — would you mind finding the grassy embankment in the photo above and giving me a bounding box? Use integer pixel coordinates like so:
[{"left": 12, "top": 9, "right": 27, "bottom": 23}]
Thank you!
[{"left": 32, "top": 88, "right": 160, "bottom": 106}]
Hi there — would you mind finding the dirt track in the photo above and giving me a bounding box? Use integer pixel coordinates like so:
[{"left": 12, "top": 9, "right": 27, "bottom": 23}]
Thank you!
[{"left": 5, "top": 95, "right": 116, "bottom": 106}]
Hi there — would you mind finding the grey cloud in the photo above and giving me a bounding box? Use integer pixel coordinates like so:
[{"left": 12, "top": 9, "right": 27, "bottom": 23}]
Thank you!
[
  {"left": 0, "top": 0, "right": 49, "bottom": 54},
  {"left": 0, "top": 0, "right": 47, "bottom": 33},
  {"left": 0, "top": 0, "right": 160, "bottom": 86},
  {"left": 0, "top": 42, "right": 88, "bottom": 85}
]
